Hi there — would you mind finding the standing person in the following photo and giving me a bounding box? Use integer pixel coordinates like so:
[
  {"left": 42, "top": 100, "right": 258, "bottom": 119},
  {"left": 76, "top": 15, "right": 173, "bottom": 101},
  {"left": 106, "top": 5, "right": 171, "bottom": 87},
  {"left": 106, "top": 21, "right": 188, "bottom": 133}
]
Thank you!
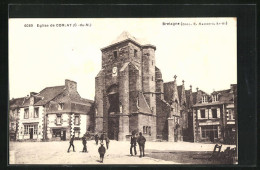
[
  {"left": 82, "top": 135, "right": 87, "bottom": 152},
  {"left": 105, "top": 136, "right": 110, "bottom": 149},
  {"left": 94, "top": 133, "right": 99, "bottom": 145},
  {"left": 137, "top": 132, "right": 146, "bottom": 157},
  {"left": 67, "top": 135, "right": 75, "bottom": 152},
  {"left": 130, "top": 132, "right": 137, "bottom": 156},
  {"left": 100, "top": 132, "right": 105, "bottom": 143},
  {"left": 98, "top": 143, "right": 106, "bottom": 163}
]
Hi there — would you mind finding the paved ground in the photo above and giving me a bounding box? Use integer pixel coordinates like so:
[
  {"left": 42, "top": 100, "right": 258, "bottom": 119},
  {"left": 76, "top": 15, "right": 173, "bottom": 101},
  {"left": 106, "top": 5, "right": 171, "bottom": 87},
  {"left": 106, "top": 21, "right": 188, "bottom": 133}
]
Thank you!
[{"left": 9, "top": 140, "right": 236, "bottom": 165}]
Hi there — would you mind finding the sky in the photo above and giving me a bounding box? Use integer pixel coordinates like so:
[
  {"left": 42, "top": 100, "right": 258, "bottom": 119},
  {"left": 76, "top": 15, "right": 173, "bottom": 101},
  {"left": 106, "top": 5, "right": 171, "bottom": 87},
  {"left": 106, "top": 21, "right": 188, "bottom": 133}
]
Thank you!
[{"left": 9, "top": 18, "right": 237, "bottom": 100}]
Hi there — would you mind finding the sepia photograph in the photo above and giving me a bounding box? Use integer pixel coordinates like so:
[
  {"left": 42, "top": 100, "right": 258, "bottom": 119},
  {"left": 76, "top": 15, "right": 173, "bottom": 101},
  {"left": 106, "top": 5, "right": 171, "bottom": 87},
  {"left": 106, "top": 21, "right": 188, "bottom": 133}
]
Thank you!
[{"left": 9, "top": 17, "right": 237, "bottom": 165}]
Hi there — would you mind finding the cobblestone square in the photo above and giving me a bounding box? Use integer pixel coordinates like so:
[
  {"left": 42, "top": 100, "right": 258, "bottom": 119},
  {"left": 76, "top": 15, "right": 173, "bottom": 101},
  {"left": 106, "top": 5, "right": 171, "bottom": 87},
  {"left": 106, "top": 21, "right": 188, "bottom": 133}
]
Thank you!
[{"left": 9, "top": 140, "right": 235, "bottom": 165}]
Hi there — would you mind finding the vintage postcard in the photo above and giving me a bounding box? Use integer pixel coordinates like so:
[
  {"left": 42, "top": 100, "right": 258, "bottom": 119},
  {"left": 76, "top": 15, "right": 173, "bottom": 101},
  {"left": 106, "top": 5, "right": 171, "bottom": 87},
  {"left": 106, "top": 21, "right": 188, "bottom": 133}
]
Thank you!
[{"left": 9, "top": 18, "right": 237, "bottom": 165}]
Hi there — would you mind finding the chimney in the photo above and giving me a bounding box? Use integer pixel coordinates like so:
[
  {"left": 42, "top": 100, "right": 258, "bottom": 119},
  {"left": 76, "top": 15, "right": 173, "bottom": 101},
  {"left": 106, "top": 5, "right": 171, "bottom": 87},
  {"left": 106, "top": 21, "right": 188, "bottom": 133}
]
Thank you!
[
  {"left": 196, "top": 87, "right": 199, "bottom": 92},
  {"left": 30, "top": 92, "right": 38, "bottom": 96},
  {"left": 65, "top": 79, "right": 77, "bottom": 92}
]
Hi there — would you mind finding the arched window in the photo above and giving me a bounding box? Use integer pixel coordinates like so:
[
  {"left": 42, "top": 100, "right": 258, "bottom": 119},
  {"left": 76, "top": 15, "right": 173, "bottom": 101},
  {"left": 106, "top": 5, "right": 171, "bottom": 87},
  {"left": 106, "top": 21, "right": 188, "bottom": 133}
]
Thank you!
[
  {"left": 143, "top": 126, "right": 146, "bottom": 134},
  {"left": 146, "top": 126, "right": 149, "bottom": 134}
]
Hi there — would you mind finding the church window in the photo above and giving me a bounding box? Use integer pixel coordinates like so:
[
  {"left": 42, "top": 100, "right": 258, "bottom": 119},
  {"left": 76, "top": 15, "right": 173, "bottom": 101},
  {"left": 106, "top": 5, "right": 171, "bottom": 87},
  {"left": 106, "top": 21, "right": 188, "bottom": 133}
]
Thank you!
[
  {"left": 134, "top": 49, "right": 137, "bottom": 57},
  {"left": 113, "top": 51, "right": 118, "bottom": 59}
]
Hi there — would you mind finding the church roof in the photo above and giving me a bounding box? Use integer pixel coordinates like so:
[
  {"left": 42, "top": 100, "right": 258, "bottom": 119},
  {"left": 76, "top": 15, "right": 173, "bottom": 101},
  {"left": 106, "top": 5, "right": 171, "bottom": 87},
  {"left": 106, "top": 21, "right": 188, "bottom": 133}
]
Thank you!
[{"left": 101, "top": 31, "right": 155, "bottom": 51}]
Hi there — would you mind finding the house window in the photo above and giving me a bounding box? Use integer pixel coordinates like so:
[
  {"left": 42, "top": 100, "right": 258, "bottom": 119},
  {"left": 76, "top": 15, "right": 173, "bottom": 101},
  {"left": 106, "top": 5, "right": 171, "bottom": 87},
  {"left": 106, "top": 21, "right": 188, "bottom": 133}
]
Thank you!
[
  {"left": 56, "top": 115, "right": 61, "bottom": 125},
  {"left": 24, "top": 108, "right": 29, "bottom": 119},
  {"left": 200, "top": 110, "right": 206, "bottom": 118},
  {"left": 113, "top": 51, "right": 118, "bottom": 59},
  {"left": 74, "top": 129, "right": 80, "bottom": 138},
  {"left": 24, "top": 124, "right": 38, "bottom": 135},
  {"left": 75, "top": 116, "right": 79, "bottom": 125},
  {"left": 231, "top": 110, "right": 235, "bottom": 120},
  {"left": 58, "top": 103, "right": 64, "bottom": 110},
  {"left": 202, "top": 96, "right": 207, "bottom": 103},
  {"left": 134, "top": 49, "right": 137, "bottom": 57},
  {"left": 201, "top": 126, "right": 218, "bottom": 139},
  {"left": 34, "top": 108, "right": 39, "bottom": 118},
  {"left": 152, "top": 76, "right": 153, "bottom": 81},
  {"left": 11, "top": 123, "right": 15, "bottom": 131},
  {"left": 212, "top": 109, "right": 217, "bottom": 118},
  {"left": 143, "top": 126, "right": 146, "bottom": 134},
  {"left": 33, "top": 125, "right": 38, "bottom": 135},
  {"left": 146, "top": 126, "right": 149, "bottom": 134},
  {"left": 149, "top": 127, "right": 151, "bottom": 136}
]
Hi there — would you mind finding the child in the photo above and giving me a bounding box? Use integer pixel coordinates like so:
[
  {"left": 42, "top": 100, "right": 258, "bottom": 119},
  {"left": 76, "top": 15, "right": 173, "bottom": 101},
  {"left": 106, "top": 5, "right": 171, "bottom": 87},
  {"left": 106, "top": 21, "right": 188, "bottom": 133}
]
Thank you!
[{"left": 98, "top": 143, "right": 106, "bottom": 163}]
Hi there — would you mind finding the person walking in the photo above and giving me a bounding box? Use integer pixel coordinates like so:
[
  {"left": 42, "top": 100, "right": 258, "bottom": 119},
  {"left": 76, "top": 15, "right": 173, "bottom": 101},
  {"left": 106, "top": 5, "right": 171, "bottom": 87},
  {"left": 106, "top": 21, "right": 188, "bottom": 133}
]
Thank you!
[
  {"left": 130, "top": 132, "right": 137, "bottom": 156},
  {"left": 94, "top": 133, "right": 99, "bottom": 145},
  {"left": 137, "top": 132, "right": 146, "bottom": 157},
  {"left": 98, "top": 143, "right": 106, "bottom": 163},
  {"left": 67, "top": 135, "right": 75, "bottom": 152},
  {"left": 105, "top": 136, "right": 110, "bottom": 149},
  {"left": 82, "top": 135, "right": 87, "bottom": 152}
]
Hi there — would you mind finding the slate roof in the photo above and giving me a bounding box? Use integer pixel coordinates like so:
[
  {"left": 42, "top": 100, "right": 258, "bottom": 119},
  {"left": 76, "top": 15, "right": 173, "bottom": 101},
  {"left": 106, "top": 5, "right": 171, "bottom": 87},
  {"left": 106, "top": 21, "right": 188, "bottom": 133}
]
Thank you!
[
  {"left": 192, "top": 92, "right": 198, "bottom": 104},
  {"left": 177, "top": 85, "right": 182, "bottom": 103},
  {"left": 110, "top": 31, "right": 151, "bottom": 46},
  {"left": 34, "top": 86, "right": 66, "bottom": 106},
  {"left": 101, "top": 31, "right": 155, "bottom": 51},
  {"left": 9, "top": 97, "right": 25, "bottom": 109},
  {"left": 138, "top": 92, "right": 152, "bottom": 114}
]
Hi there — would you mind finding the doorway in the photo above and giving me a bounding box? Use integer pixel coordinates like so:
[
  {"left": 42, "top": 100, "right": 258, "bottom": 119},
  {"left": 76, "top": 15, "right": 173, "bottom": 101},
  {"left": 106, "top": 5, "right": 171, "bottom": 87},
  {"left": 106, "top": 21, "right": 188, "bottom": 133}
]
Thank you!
[
  {"left": 62, "top": 130, "right": 66, "bottom": 141},
  {"left": 29, "top": 128, "right": 33, "bottom": 139},
  {"left": 107, "top": 92, "right": 120, "bottom": 140}
]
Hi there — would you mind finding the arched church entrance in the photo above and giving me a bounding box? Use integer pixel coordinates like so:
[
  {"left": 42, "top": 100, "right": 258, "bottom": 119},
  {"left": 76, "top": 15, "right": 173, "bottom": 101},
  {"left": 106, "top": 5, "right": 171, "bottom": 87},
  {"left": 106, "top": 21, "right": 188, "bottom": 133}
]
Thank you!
[{"left": 107, "top": 84, "right": 120, "bottom": 140}]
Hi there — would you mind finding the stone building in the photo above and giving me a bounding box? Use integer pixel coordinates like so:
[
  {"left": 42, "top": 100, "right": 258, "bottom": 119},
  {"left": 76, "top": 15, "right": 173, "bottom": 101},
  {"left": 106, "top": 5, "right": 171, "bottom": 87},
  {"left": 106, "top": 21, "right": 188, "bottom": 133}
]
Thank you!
[
  {"left": 12, "top": 79, "right": 94, "bottom": 141},
  {"left": 95, "top": 31, "right": 157, "bottom": 141},
  {"left": 192, "top": 84, "right": 237, "bottom": 144},
  {"left": 9, "top": 97, "right": 25, "bottom": 140},
  {"left": 94, "top": 31, "right": 193, "bottom": 141}
]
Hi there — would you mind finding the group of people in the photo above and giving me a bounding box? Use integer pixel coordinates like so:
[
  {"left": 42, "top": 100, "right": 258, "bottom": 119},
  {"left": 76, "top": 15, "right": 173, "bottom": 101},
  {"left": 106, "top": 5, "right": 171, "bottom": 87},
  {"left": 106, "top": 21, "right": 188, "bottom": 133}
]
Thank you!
[
  {"left": 67, "top": 131, "right": 147, "bottom": 163},
  {"left": 67, "top": 134, "right": 88, "bottom": 153}
]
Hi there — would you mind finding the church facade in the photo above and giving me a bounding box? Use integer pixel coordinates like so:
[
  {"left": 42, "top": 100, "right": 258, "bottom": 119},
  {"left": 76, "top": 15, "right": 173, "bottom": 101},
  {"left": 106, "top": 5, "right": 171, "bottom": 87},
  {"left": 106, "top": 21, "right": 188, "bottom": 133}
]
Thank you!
[{"left": 94, "top": 32, "right": 191, "bottom": 141}]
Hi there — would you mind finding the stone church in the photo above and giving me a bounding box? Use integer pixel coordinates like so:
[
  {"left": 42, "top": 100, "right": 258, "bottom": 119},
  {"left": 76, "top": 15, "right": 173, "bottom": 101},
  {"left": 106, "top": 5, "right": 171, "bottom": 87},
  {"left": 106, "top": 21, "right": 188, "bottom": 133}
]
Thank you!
[{"left": 94, "top": 31, "right": 193, "bottom": 141}]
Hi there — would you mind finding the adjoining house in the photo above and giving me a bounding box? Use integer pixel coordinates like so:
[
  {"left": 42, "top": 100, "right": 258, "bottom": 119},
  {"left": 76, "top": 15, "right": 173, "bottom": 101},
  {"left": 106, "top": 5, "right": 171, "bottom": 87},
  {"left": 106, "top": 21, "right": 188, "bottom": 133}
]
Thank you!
[
  {"left": 192, "top": 84, "right": 237, "bottom": 144},
  {"left": 9, "top": 97, "right": 25, "bottom": 141},
  {"left": 12, "top": 79, "right": 94, "bottom": 141}
]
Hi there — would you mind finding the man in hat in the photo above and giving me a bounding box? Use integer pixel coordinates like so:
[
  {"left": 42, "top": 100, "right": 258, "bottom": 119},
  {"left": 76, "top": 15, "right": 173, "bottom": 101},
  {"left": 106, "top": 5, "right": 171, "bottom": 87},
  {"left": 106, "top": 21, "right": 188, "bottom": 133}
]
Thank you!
[
  {"left": 130, "top": 131, "right": 137, "bottom": 156},
  {"left": 137, "top": 132, "right": 146, "bottom": 157},
  {"left": 82, "top": 135, "right": 87, "bottom": 152},
  {"left": 105, "top": 136, "right": 110, "bottom": 149},
  {"left": 67, "top": 135, "right": 75, "bottom": 152},
  {"left": 98, "top": 143, "right": 106, "bottom": 163},
  {"left": 94, "top": 133, "right": 99, "bottom": 145},
  {"left": 100, "top": 132, "right": 105, "bottom": 143}
]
